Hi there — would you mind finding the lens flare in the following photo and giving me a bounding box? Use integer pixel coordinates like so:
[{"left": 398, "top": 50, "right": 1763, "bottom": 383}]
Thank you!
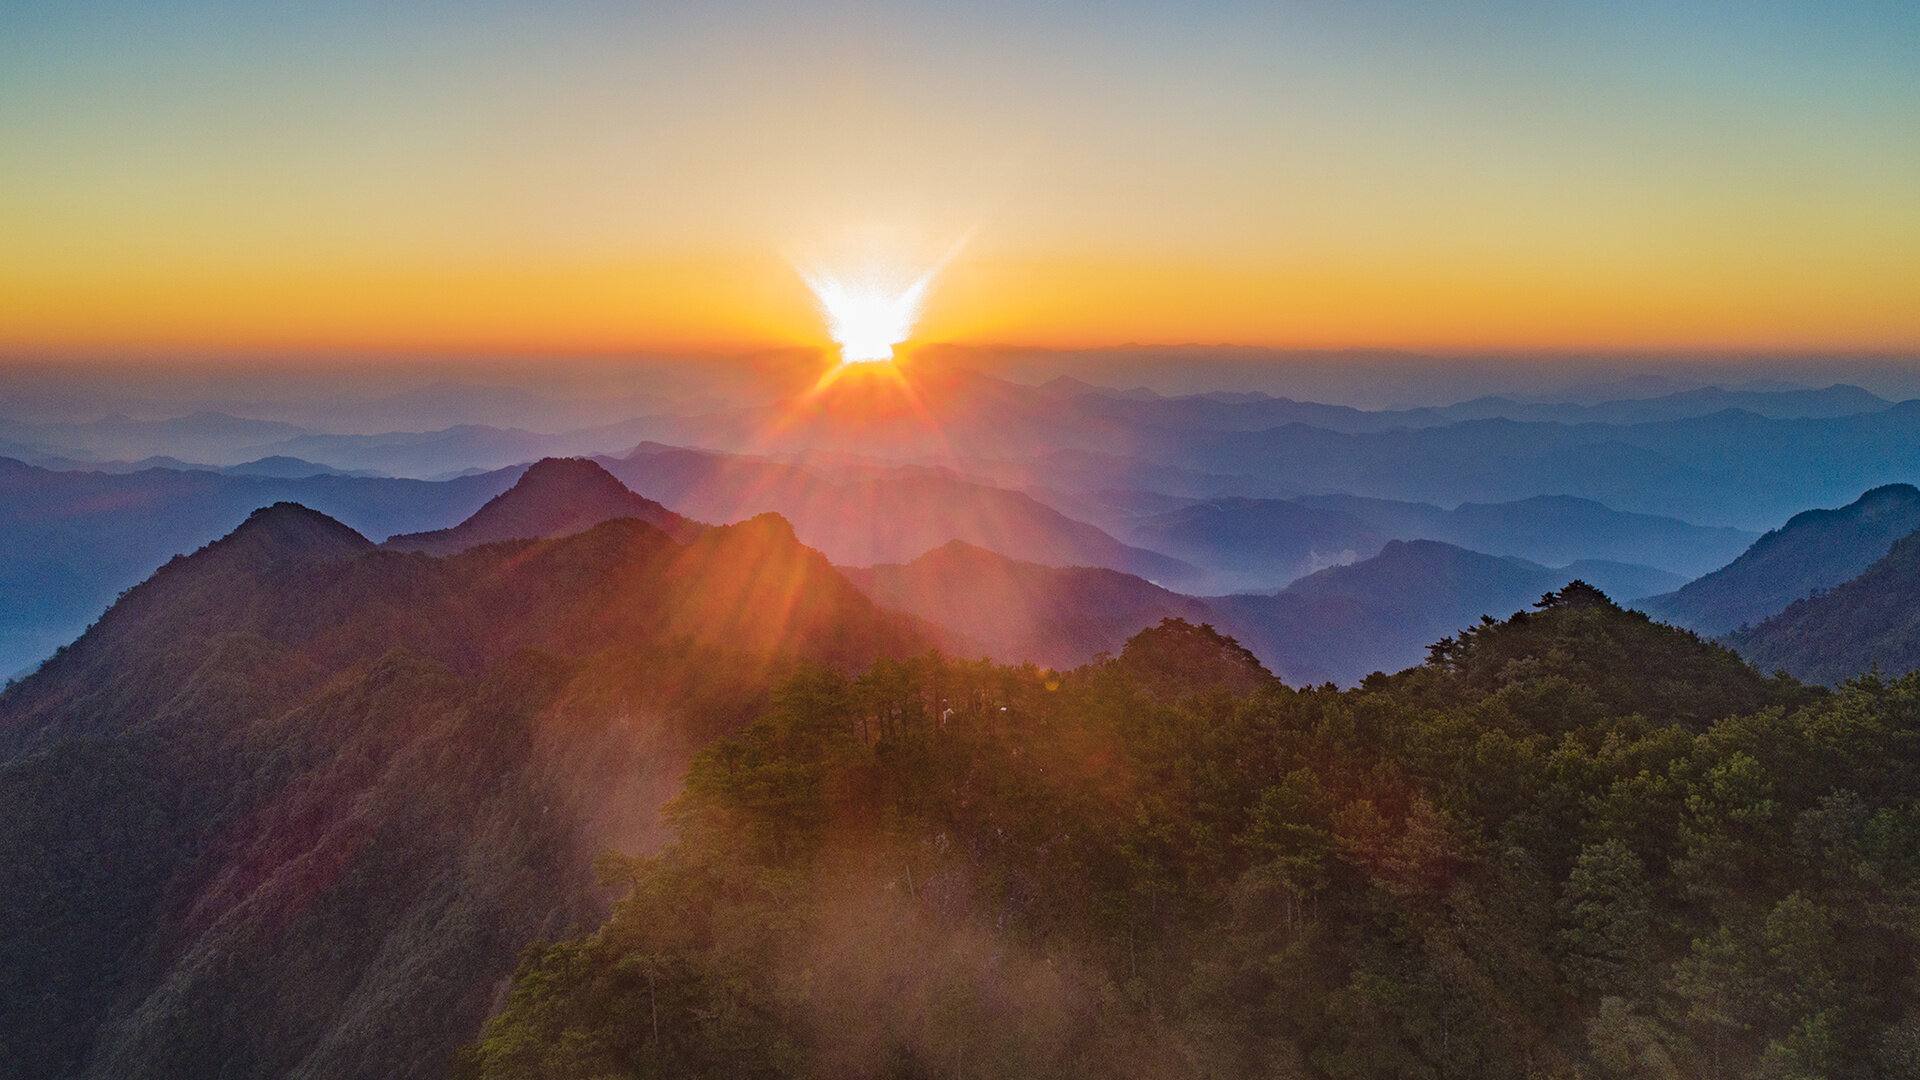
[{"left": 802, "top": 269, "right": 934, "bottom": 364}]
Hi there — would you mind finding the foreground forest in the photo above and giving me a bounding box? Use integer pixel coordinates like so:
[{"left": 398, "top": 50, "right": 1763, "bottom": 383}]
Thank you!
[{"left": 460, "top": 589, "right": 1920, "bottom": 1080}]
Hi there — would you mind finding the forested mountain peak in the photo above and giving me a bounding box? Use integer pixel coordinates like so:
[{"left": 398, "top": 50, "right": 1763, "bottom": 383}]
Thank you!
[
  {"left": 383, "top": 456, "right": 702, "bottom": 553},
  {"left": 459, "top": 614, "right": 1920, "bottom": 1080},
  {"left": 701, "top": 508, "right": 801, "bottom": 547},
  {"left": 1852, "top": 480, "right": 1920, "bottom": 512},
  {"left": 521, "top": 454, "right": 644, "bottom": 495},
  {"left": 4, "top": 507, "right": 935, "bottom": 750},
  {"left": 1407, "top": 581, "right": 1810, "bottom": 727},
  {"left": 1538, "top": 578, "right": 1612, "bottom": 608},
  {"left": 1115, "top": 617, "right": 1275, "bottom": 700},
  {"left": 209, "top": 501, "right": 375, "bottom": 568}
]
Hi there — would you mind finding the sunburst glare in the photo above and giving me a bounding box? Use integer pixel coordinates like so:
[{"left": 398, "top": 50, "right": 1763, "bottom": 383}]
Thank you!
[{"left": 802, "top": 268, "right": 935, "bottom": 365}]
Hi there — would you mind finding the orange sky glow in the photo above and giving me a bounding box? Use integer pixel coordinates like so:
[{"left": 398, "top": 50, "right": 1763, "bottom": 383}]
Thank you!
[{"left": 3, "top": 3, "right": 1915, "bottom": 357}]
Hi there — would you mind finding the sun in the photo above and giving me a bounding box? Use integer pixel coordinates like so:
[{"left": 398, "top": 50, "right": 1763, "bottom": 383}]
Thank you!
[{"left": 801, "top": 268, "right": 935, "bottom": 365}]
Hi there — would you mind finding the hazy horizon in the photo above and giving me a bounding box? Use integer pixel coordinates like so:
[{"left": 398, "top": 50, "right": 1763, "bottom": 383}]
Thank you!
[{"left": 5, "top": 346, "right": 1920, "bottom": 428}]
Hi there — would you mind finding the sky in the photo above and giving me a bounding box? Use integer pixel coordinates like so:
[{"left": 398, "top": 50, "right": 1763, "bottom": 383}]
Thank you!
[{"left": 3, "top": 0, "right": 1917, "bottom": 358}]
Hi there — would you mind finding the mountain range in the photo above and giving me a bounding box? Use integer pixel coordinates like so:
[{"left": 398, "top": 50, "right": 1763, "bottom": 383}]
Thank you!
[
  {"left": 0, "top": 498, "right": 935, "bottom": 1080},
  {"left": 844, "top": 540, "right": 1214, "bottom": 670},
  {"left": 14, "top": 487, "right": 1874, "bottom": 1078},
  {"left": 1201, "top": 540, "right": 1673, "bottom": 686},
  {"left": 1120, "top": 497, "right": 1385, "bottom": 592},
  {"left": 1644, "top": 484, "right": 1920, "bottom": 635},
  {"left": 22, "top": 372, "right": 1903, "bottom": 532},
  {"left": 0, "top": 459, "right": 523, "bottom": 678},
  {"left": 10, "top": 368, "right": 1920, "bottom": 1080},
  {"left": 8, "top": 364, "right": 1920, "bottom": 688},
  {"left": 1044, "top": 378, "right": 1893, "bottom": 433},
  {"left": 598, "top": 443, "right": 1203, "bottom": 586},
  {"left": 843, "top": 527, "right": 1681, "bottom": 685},
  {"left": 1726, "top": 528, "right": 1920, "bottom": 686},
  {"left": 1108, "top": 406, "right": 1920, "bottom": 530},
  {"left": 11, "top": 373, "right": 1912, "bottom": 524},
  {"left": 1291, "top": 493, "right": 1753, "bottom": 579},
  {"left": 25, "top": 448, "right": 1920, "bottom": 693}
]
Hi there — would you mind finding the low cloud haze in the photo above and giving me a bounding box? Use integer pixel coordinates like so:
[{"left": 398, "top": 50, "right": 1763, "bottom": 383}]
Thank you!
[{"left": 7, "top": 348, "right": 1918, "bottom": 432}]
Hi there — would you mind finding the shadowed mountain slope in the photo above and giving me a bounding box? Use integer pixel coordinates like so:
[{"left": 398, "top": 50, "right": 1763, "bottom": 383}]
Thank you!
[
  {"left": 843, "top": 535, "right": 1677, "bottom": 686},
  {"left": 1207, "top": 540, "right": 1551, "bottom": 687},
  {"left": 0, "top": 503, "right": 938, "bottom": 1080},
  {"left": 222, "top": 456, "right": 382, "bottom": 479},
  {"left": 383, "top": 457, "right": 703, "bottom": 554},
  {"left": 1645, "top": 484, "right": 1920, "bottom": 635},
  {"left": 1291, "top": 493, "right": 1756, "bottom": 577},
  {"left": 1555, "top": 559, "right": 1684, "bottom": 601},
  {"left": 1728, "top": 530, "right": 1920, "bottom": 685},
  {"left": 601, "top": 444, "right": 1202, "bottom": 586},
  {"left": 1206, "top": 540, "right": 1680, "bottom": 687},
  {"left": 844, "top": 540, "right": 1216, "bottom": 669},
  {"left": 1123, "top": 496, "right": 1385, "bottom": 591},
  {"left": 9, "top": 507, "right": 934, "bottom": 741}
]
